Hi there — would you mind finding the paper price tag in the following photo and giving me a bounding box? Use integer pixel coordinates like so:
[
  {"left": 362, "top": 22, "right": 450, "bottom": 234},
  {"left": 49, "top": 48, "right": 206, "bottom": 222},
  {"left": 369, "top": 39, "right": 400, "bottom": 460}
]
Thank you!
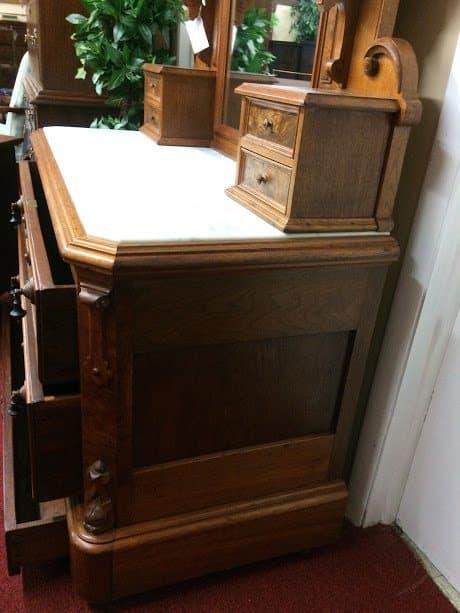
[{"left": 184, "top": 16, "right": 210, "bottom": 55}]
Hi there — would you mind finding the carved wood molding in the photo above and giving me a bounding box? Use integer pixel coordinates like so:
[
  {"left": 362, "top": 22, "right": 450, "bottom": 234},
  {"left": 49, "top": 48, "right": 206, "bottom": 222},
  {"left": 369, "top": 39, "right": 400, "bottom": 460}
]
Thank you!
[
  {"left": 363, "top": 37, "right": 422, "bottom": 125},
  {"left": 84, "top": 460, "right": 114, "bottom": 534}
]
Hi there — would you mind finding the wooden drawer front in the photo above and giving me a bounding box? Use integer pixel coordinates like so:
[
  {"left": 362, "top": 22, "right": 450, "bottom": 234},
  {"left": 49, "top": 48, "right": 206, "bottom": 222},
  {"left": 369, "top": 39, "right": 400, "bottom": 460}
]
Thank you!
[
  {"left": 17, "top": 247, "right": 82, "bottom": 503},
  {"left": 244, "top": 98, "right": 299, "bottom": 157},
  {"left": 18, "top": 161, "right": 78, "bottom": 387},
  {"left": 2, "top": 310, "right": 69, "bottom": 576},
  {"left": 144, "top": 72, "right": 162, "bottom": 104},
  {"left": 239, "top": 149, "right": 291, "bottom": 213},
  {"left": 28, "top": 395, "right": 82, "bottom": 502},
  {"left": 143, "top": 101, "right": 161, "bottom": 136}
]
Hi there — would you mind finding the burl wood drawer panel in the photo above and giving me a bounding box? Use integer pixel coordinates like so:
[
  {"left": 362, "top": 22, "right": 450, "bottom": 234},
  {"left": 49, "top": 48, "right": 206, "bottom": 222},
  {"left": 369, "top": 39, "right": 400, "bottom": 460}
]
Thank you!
[
  {"left": 243, "top": 97, "right": 299, "bottom": 157},
  {"left": 18, "top": 161, "right": 78, "bottom": 387},
  {"left": 239, "top": 149, "right": 291, "bottom": 214}
]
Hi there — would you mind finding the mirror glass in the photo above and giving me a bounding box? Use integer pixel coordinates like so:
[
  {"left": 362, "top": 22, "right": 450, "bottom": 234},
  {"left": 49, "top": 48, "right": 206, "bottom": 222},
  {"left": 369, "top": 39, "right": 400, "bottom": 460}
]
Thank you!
[{"left": 223, "top": 0, "right": 319, "bottom": 129}]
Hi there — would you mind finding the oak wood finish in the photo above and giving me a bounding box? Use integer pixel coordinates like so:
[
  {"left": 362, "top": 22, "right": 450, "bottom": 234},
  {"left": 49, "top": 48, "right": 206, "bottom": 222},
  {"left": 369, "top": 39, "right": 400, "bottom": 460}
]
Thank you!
[
  {"left": 18, "top": 161, "right": 78, "bottom": 386},
  {"left": 132, "top": 434, "right": 334, "bottom": 522},
  {"left": 3, "top": 1, "right": 418, "bottom": 599},
  {"left": 22, "top": 125, "right": 400, "bottom": 602},
  {"left": 17, "top": 216, "right": 81, "bottom": 502},
  {"left": 141, "top": 64, "right": 216, "bottom": 146},
  {"left": 227, "top": 36, "right": 421, "bottom": 232},
  {"left": 68, "top": 481, "right": 347, "bottom": 604}
]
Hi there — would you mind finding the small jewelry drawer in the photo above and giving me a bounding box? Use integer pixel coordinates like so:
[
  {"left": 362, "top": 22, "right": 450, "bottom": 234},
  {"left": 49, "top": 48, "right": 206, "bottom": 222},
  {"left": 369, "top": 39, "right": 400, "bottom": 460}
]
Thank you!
[
  {"left": 243, "top": 98, "right": 299, "bottom": 158},
  {"left": 144, "top": 72, "right": 162, "bottom": 105},
  {"left": 143, "top": 101, "right": 162, "bottom": 138},
  {"left": 238, "top": 149, "right": 292, "bottom": 214},
  {"left": 17, "top": 161, "right": 79, "bottom": 387}
]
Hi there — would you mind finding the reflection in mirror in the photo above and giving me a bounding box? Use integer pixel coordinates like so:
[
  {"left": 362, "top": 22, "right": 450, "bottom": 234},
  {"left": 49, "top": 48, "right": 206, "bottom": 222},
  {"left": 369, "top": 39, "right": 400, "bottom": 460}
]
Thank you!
[{"left": 223, "top": 0, "right": 319, "bottom": 129}]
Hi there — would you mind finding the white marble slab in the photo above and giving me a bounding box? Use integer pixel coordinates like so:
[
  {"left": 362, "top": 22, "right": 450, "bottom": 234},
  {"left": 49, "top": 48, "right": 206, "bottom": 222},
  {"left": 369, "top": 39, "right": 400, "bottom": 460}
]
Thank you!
[{"left": 43, "top": 126, "right": 381, "bottom": 244}]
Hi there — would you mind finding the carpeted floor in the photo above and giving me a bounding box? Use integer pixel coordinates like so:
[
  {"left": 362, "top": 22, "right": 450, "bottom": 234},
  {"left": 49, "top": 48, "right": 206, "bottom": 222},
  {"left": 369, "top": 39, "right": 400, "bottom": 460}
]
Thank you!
[{"left": 0, "top": 318, "right": 455, "bottom": 612}]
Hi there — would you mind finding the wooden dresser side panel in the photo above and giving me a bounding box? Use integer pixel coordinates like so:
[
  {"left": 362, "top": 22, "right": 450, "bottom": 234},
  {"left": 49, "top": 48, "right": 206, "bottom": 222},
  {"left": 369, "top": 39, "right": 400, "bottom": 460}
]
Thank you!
[
  {"left": 294, "top": 107, "right": 392, "bottom": 219},
  {"left": 111, "top": 264, "right": 383, "bottom": 525}
]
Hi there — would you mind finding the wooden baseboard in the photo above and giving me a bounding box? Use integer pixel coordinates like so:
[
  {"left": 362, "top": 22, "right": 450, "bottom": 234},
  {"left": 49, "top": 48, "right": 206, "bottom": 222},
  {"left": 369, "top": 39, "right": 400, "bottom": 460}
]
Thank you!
[{"left": 68, "top": 480, "right": 347, "bottom": 604}]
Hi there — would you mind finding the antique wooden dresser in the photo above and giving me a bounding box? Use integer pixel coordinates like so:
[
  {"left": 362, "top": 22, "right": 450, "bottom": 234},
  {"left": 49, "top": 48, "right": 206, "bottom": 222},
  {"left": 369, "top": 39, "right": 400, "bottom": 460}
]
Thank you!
[
  {"left": 3, "top": 126, "right": 399, "bottom": 603},
  {"left": 2, "top": 0, "right": 419, "bottom": 605}
]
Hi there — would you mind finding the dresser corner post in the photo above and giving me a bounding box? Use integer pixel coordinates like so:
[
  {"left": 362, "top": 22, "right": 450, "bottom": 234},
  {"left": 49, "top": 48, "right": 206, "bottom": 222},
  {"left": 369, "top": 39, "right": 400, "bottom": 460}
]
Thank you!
[{"left": 77, "top": 275, "right": 118, "bottom": 535}]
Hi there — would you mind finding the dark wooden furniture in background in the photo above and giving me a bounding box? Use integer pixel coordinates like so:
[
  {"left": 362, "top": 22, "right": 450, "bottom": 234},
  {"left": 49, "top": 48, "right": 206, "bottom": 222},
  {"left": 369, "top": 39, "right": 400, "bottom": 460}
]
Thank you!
[
  {"left": 0, "top": 19, "right": 26, "bottom": 88},
  {"left": 22, "top": 0, "right": 106, "bottom": 128},
  {"left": 269, "top": 40, "right": 316, "bottom": 80}
]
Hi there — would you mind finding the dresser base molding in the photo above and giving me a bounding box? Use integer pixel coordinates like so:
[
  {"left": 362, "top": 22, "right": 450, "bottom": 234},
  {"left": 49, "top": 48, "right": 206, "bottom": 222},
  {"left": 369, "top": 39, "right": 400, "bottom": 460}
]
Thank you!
[
  {"left": 67, "top": 481, "right": 347, "bottom": 604},
  {"left": 225, "top": 185, "right": 381, "bottom": 233}
]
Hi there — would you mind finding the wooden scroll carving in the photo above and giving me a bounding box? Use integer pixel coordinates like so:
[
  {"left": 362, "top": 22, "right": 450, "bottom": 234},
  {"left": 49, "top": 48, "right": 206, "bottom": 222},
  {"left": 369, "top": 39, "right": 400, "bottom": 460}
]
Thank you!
[
  {"left": 362, "top": 37, "right": 421, "bottom": 232},
  {"left": 312, "top": 0, "right": 360, "bottom": 89},
  {"left": 363, "top": 37, "right": 422, "bottom": 125}
]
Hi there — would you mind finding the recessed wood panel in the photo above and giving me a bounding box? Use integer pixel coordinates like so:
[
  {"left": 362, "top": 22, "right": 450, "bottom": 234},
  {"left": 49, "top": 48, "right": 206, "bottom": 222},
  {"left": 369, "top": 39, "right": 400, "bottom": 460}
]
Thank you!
[
  {"left": 133, "top": 331, "right": 352, "bottom": 466},
  {"left": 296, "top": 107, "right": 391, "bottom": 218}
]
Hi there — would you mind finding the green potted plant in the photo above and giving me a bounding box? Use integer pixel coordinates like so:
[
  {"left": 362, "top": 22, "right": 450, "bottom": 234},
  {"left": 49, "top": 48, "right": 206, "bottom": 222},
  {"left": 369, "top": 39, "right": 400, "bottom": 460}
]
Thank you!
[
  {"left": 67, "top": 0, "right": 185, "bottom": 129},
  {"left": 231, "top": 7, "right": 278, "bottom": 74}
]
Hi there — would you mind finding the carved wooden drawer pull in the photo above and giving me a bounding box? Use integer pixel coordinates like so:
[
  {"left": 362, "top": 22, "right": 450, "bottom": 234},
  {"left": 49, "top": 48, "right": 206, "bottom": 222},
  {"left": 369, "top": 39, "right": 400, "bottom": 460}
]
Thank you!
[{"left": 257, "top": 174, "right": 269, "bottom": 185}]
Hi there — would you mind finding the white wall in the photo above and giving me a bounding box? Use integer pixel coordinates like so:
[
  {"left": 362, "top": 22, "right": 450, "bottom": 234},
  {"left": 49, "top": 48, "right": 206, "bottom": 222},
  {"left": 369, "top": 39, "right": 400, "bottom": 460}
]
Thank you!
[
  {"left": 347, "top": 33, "right": 460, "bottom": 527},
  {"left": 397, "top": 307, "right": 460, "bottom": 591}
]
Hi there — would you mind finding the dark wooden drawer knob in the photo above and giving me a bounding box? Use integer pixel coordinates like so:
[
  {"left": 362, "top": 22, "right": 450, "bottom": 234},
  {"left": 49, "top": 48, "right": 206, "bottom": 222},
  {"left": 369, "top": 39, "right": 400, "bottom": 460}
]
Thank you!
[
  {"left": 8, "top": 388, "right": 26, "bottom": 417},
  {"left": 9, "top": 276, "right": 26, "bottom": 319}
]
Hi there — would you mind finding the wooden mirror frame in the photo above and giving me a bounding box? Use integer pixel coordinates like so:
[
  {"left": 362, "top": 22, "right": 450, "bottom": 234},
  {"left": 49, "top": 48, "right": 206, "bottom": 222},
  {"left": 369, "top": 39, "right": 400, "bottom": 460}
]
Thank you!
[{"left": 211, "top": 0, "right": 403, "bottom": 158}]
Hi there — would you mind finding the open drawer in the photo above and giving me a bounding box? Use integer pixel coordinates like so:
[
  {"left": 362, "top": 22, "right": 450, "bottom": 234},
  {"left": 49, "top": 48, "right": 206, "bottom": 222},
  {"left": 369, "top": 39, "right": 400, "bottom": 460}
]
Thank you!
[
  {"left": 18, "top": 267, "right": 82, "bottom": 502},
  {"left": 17, "top": 160, "right": 79, "bottom": 388},
  {"left": 2, "top": 309, "right": 70, "bottom": 575}
]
